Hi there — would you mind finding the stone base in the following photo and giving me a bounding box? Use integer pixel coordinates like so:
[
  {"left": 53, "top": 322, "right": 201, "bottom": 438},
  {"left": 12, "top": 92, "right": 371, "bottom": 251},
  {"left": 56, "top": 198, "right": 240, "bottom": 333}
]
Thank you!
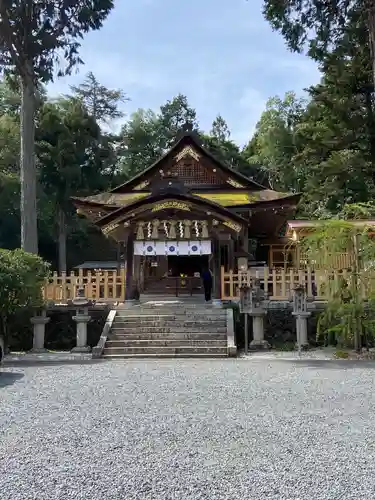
[
  {"left": 30, "top": 347, "right": 48, "bottom": 354},
  {"left": 228, "top": 346, "right": 237, "bottom": 357},
  {"left": 71, "top": 346, "right": 92, "bottom": 353},
  {"left": 249, "top": 340, "right": 271, "bottom": 350},
  {"left": 295, "top": 343, "right": 310, "bottom": 351},
  {"left": 122, "top": 299, "right": 140, "bottom": 308}
]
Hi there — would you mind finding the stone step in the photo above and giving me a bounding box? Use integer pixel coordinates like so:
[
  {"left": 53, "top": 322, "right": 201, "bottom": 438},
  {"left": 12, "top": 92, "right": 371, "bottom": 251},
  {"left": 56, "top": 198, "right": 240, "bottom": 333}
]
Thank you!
[
  {"left": 102, "top": 346, "right": 228, "bottom": 356},
  {"left": 112, "top": 320, "right": 227, "bottom": 328},
  {"left": 115, "top": 313, "right": 226, "bottom": 320},
  {"left": 111, "top": 327, "right": 228, "bottom": 335},
  {"left": 102, "top": 353, "right": 228, "bottom": 359},
  {"left": 109, "top": 332, "right": 227, "bottom": 341},
  {"left": 118, "top": 305, "right": 224, "bottom": 309},
  {"left": 106, "top": 339, "right": 227, "bottom": 347}
]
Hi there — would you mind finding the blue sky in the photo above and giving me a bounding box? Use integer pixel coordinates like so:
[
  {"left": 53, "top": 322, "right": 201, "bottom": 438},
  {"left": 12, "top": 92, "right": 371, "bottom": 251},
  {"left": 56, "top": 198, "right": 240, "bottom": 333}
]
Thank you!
[{"left": 48, "top": 0, "right": 320, "bottom": 146}]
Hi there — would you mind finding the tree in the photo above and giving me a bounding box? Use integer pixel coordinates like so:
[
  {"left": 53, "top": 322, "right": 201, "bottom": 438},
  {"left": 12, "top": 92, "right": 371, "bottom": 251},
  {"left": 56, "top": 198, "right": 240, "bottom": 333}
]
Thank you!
[
  {"left": 119, "top": 95, "right": 199, "bottom": 179},
  {"left": 262, "top": 1, "right": 375, "bottom": 86},
  {"left": 70, "top": 71, "right": 128, "bottom": 123},
  {"left": 0, "top": 0, "right": 114, "bottom": 254},
  {"left": 290, "top": 42, "right": 375, "bottom": 216},
  {"left": 158, "top": 94, "right": 198, "bottom": 149},
  {"left": 210, "top": 114, "right": 230, "bottom": 143},
  {"left": 118, "top": 108, "right": 162, "bottom": 179},
  {"left": 244, "top": 91, "right": 307, "bottom": 191},
  {"left": 37, "top": 97, "right": 115, "bottom": 272}
]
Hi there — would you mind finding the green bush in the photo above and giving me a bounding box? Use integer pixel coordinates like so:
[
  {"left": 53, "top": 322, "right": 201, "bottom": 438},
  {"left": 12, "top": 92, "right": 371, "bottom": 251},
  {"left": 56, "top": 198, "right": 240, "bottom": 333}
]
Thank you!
[
  {"left": 0, "top": 248, "right": 49, "bottom": 346},
  {"left": 334, "top": 350, "right": 350, "bottom": 359}
]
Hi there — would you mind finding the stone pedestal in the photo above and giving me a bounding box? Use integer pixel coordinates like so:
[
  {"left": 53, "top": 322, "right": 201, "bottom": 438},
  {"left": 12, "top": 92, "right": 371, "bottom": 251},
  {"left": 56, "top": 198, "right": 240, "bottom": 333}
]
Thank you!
[
  {"left": 30, "top": 315, "right": 50, "bottom": 352},
  {"left": 123, "top": 299, "right": 140, "bottom": 308},
  {"left": 71, "top": 314, "right": 91, "bottom": 353},
  {"left": 292, "top": 311, "right": 311, "bottom": 349},
  {"left": 249, "top": 310, "right": 270, "bottom": 350}
]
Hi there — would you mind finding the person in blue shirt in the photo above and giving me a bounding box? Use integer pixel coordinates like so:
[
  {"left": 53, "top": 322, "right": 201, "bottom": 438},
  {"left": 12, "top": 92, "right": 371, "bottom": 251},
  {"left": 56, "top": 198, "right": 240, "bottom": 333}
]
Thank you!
[{"left": 201, "top": 267, "right": 212, "bottom": 302}]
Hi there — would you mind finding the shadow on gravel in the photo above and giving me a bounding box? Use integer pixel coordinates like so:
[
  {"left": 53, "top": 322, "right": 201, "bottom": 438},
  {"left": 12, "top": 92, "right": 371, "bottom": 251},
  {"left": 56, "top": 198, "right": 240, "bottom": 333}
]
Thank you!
[
  {"left": 2, "top": 359, "right": 106, "bottom": 368},
  {"left": 0, "top": 371, "right": 24, "bottom": 388}
]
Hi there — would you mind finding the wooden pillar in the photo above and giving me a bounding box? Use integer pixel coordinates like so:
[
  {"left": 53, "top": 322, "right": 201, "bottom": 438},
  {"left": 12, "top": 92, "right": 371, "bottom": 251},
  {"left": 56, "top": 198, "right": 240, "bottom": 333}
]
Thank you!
[
  {"left": 243, "top": 227, "right": 249, "bottom": 253},
  {"left": 212, "top": 238, "right": 221, "bottom": 299},
  {"left": 125, "top": 232, "right": 134, "bottom": 300},
  {"left": 228, "top": 238, "right": 235, "bottom": 272}
]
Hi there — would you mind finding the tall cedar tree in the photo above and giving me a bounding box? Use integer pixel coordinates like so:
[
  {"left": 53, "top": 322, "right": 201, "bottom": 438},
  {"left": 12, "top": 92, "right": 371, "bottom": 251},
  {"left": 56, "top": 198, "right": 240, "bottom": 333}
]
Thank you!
[
  {"left": 0, "top": 0, "right": 114, "bottom": 254},
  {"left": 70, "top": 71, "right": 128, "bottom": 123}
]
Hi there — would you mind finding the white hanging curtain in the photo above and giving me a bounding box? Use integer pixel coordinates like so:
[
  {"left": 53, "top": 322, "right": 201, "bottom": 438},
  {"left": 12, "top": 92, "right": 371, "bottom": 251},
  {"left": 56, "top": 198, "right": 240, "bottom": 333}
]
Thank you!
[{"left": 134, "top": 240, "right": 212, "bottom": 256}]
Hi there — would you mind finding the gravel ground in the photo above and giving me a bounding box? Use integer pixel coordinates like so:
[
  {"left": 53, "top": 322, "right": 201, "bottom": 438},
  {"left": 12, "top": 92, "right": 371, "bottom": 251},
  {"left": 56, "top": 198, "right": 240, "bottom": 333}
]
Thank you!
[{"left": 1, "top": 358, "right": 375, "bottom": 500}]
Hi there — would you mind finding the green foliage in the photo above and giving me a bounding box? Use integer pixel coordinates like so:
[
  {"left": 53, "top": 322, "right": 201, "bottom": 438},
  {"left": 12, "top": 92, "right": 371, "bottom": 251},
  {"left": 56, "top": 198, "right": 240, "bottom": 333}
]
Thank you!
[
  {"left": 244, "top": 91, "right": 307, "bottom": 191},
  {"left": 262, "top": 0, "right": 361, "bottom": 62},
  {"left": 70, "top": 72, "right": 128, "bottom": 123},
  {"left": 334, "top": 349, "right": 350, "bottom": 359},
  {"left": 0, "top": 1, "right": 114, "bottom": 85},
  {"left": 0, "top": 248, "right": 49, "bottom": 340},
  {"left": 301, "top": 208, "right": 375, "bottom": 349}
]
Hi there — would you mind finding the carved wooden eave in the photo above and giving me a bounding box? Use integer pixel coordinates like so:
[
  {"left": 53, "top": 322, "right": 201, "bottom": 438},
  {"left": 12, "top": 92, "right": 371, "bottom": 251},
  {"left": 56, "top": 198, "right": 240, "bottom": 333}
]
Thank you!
[{"left": 94, "top": 192, "right": 247, "bottom": 238}]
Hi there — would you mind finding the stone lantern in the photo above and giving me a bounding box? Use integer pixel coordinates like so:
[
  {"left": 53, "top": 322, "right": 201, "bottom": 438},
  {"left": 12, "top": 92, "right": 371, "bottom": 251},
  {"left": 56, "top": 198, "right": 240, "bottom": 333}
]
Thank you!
[
  {"left": 30, "top": 309, "right": 50, "bottom": 353},
  {"left": 292, "top": 285, "right": 310, "bottom": 350},
  {"left": 239, "top": 282, "right": 269, "bottom": 352},
  {"left": 71, "top": 287, "right": 92, "bottom": 353}
]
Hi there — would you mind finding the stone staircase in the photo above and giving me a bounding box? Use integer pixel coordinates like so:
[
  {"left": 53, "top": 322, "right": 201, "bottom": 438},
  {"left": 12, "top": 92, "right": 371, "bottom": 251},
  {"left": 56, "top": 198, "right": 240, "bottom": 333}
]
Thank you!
[{"left": 100, "top": 297, "right": 235, "bottom": 358}]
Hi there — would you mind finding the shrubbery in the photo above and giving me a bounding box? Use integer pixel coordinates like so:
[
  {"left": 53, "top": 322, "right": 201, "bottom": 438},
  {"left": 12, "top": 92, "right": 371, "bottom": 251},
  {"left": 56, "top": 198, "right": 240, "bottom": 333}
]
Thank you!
[{"left": 0, "top": 248, "right": 49, "bottom": 347}]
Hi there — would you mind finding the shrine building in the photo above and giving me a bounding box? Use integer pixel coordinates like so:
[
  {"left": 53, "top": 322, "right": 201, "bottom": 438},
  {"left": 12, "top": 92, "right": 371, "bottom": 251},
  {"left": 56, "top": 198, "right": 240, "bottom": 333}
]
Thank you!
[{"left": 72, "top": 130, "right": 301, "bottom": 300}]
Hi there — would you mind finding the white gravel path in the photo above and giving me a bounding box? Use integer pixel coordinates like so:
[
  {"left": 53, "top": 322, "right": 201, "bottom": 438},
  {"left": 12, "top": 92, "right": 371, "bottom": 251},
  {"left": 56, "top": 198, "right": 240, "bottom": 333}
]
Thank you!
[{"left": 1, "top": 358, "right": 375, "bottom": 500}]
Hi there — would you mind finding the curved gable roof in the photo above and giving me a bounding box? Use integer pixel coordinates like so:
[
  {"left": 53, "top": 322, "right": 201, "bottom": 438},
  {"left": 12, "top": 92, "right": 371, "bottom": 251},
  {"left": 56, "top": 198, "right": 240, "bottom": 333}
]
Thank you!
[{"left": 95, "top": 191, "right": 247, "bottom": 229}]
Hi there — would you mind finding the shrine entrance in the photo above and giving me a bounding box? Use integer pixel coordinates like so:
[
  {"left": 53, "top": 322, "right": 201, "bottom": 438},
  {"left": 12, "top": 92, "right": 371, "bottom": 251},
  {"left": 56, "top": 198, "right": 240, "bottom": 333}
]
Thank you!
[{"left": 168, "top": 255, "right": 208, "bottom": 277}]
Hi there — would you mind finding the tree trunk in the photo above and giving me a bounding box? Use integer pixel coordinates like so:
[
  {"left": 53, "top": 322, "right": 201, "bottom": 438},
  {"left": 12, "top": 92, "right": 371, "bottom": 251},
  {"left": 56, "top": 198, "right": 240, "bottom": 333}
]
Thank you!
[
  {"left": 58, "top": 208, "right": 67, "bottom": 273},
  {"left": 20, "top": 78, "right": 38, "bottom": 254},
  {"left": 367, "top": 0, "right": 375, "bottom": 91}
]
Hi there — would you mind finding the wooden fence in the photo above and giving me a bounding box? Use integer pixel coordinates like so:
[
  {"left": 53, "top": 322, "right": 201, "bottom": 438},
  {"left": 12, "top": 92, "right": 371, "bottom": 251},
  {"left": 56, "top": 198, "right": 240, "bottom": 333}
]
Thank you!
[
  {"left": 43, "top": 269, "right": 126, "bottom": 303},
  {"left": 43, "top": 266, "right": 375, "bottom": 303},
  {"left": 220, "top": 266, "right": 375, "bottom": 301}
]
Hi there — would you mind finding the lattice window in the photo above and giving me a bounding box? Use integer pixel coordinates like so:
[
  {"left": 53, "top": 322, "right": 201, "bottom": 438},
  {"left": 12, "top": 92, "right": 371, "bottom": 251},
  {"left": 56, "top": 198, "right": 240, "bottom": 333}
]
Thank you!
[{"left": 172, "top": 160, "right": 222, "bottom": 185}]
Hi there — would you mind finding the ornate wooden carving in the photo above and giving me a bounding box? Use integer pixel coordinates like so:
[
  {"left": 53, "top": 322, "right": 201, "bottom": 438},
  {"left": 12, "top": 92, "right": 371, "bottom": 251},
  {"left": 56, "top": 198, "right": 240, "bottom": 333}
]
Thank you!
[
  {"left": 202, "top": 221, "right": 209, "bottom": 238},
  {"left": 151, "top": 219, "right": 160, "bottom": 239},
  {"left": 169, "top": 221, "right": 177, "bottom": 239},
  {"left": 184, "top": 220, "right": 192, "bottom": 239},
  {"left": 136, "top": 222, "right": 145, "bottom": 240}
]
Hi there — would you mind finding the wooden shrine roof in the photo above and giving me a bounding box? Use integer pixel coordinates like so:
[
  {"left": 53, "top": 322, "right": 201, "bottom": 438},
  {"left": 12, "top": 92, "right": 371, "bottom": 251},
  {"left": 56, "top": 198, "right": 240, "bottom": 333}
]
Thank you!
[
  {"left": 71, "top": 130, "right": 301, "bottom": 236},
  {"left": 94, "top": 191, "right": 248, "bottom": 230},
  {"left": 110, "top": 132, "right": 266, "bottom": 193}
]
